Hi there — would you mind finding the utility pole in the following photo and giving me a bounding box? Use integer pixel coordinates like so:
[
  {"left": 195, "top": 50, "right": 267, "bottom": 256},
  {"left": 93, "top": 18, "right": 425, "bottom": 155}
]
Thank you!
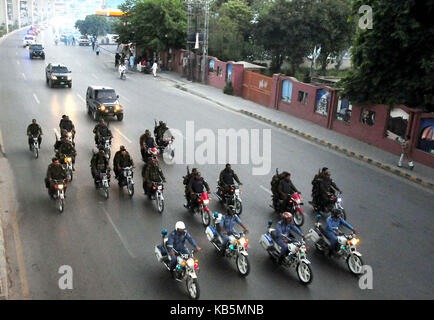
[
  {"left": 201, "top": 0, "right": 209, "bottom": 84},
  {"left": 3, "top": 0, "right": 9, "bottom": 33}
]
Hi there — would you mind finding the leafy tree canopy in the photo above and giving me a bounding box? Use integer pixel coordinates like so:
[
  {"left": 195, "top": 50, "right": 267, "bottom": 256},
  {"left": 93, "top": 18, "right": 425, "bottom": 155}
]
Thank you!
[
  {"left": 339, "top": 0, "right": 433, "bottom": 111},
  {"left": 75, "top": 15, "right": 110, "bottom": 37}
]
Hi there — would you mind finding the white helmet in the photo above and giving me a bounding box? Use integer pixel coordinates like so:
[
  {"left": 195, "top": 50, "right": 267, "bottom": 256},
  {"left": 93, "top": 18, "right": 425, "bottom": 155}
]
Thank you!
[{"left": 175, "top": 221, "right": 185, "bottom": 230}]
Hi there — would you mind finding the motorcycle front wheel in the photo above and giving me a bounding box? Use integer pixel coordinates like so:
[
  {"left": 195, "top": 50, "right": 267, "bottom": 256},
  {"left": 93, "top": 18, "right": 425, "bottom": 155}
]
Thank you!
[
  {"left": 104, "top": 187, "right": 109, "bottom": 199},
  {"left": 58, "top": 198, "right": 64, "bottom": 213},
  {"left": 236, "top": 254, "right": 250, "bottom": 277},
  {"left": 186, "top": 277, "right": 200, "bottom": 300},
  {"left": 293, "top": 209, "right": 304, "bottom": 227},
  {"left": 297, "top": 262, "right": 313, "bottom": 284},
  {"left": 347, "top": 254, "right": 363, "bottom": 275},
  {"left": 127, "top": 183, "right": 134, "bottom": 197},
  {"left": 33, "top": 147, "right": 39, "bottom": 159},
  {"left": 157, "top": 196, "right": 164, "bottom": 214},
  {"left": 201, "top": 210, "right": 210, "bottom": 227}
]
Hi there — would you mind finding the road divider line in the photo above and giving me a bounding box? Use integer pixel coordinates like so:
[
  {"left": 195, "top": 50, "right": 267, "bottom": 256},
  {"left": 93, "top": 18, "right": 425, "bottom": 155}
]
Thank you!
[
  {"left": 22, "top": 73, "right": 26, "bottom": 80},
  {"left": 91, "top": 73, "right": 98, "bottom": 80},
  {"left": 113, "top": 128, "right": 132, "bottom": 144},
  {"left": 102, "top": 208, "right": 136, "bottom": 259},
  {"left": 32, "top": 93, "right": 40, "bottom": 105},
  {"left": 16, "top": 61, "right": 20, "bottom": 65},
  {"left": 76, "top": 94, "right": 85, "bottom": 103},
  {"left": 260, "top": 185, "right": 272, "bottom": 195}
]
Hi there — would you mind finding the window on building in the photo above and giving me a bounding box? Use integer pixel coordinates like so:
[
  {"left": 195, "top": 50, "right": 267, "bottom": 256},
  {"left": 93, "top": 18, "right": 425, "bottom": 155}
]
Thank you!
[
  {"left": 281, "top": 80, "right": 293, "bottom": 103},
  {"left": 217, "top": 66, "right": 223, "bottom": 77},
  {"left": 386, "top": 108, "right": 409, "bottom": 141},
  {"left": 360, "top": 109, "right": 376, "bottom": 126},
  {"left": 297, "top": 91, "right": 308, "bottom": 105},
  {"left": 315, "top": 89, "right": 330, "bottom": 115},
  {"left": 336, "top": 97, "right": 352, "bottom": 123}
]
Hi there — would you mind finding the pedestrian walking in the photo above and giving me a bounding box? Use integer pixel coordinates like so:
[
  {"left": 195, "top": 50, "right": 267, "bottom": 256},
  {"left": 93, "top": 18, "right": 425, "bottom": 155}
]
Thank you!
[
  {"left": 152, "top": 60, "right": 158, "bottom": 77},
  {"left": 91, "top": 40, "right": 95, "bottom": 51},
  {"left": 398, "top": 135, "right": 414, "bottom": 170},
  {"left": 115, "top": 53, "right": 120, "bottom": 68},
  {"left": 95, "top": 45, "right": 100, "bottom": 56},
  {"left": 129, "top": 55, "right": 135, "bottom": 71}
]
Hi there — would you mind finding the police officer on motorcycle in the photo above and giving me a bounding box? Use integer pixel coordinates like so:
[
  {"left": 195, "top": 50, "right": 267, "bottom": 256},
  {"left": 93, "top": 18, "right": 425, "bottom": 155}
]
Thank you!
[
  {"left": 27, "top": 119, "right": 42, "bottom": 150},
  {"left": 91, "top": 147, "right": 110, "bottom": 186},
  {"left": 167, "top": 221, "right": 201, "bottom": 276},
  {"left": 218, "top": 206, "right": 249, "bottom": 255},
  {"left": 187, "top": 172, "right": 211, "bottom": 208},
  {"left": 277, "top": 172, "right": 300, "bottom": 212},
  {"left": 218, "top": 163, "right": 242, "bottom": 197},
  {"left": 275, "top": 212, "right": 304, "bottom": 264},
  {"left": 324, "top": 208, "right": 357, "bottom": 255}
]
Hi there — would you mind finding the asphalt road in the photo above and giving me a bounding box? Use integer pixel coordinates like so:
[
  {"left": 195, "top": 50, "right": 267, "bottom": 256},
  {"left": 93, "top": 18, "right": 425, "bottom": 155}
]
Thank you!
[{"left": 0, "top": 29, "right": 433, "bottom": 300}]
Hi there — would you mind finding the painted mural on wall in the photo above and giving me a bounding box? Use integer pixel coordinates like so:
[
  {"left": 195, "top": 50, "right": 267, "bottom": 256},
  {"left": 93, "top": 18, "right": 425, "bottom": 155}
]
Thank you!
[
  {"left": 417, "top": 118, "right": 434, "bottom": 154},
  {"left": 315, "top": 89, "right": 330, "bottom": 115},
  {"left": 281, "top": 80, "right": 293, "bottom": 103}
]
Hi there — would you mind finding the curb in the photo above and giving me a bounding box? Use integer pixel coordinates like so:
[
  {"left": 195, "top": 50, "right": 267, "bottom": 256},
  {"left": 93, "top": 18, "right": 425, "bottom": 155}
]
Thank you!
[
  {"left": 0, "top": 217, "right": 7, "bottom": 299},
  {"left": 240, "top": 110, "right": 434, "bottom": 191}
]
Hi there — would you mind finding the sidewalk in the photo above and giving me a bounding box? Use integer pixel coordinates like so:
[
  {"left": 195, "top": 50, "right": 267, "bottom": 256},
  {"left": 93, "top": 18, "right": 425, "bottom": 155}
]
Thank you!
[{"left": 157, "top": 71, "right": 434, "bottom": 190}]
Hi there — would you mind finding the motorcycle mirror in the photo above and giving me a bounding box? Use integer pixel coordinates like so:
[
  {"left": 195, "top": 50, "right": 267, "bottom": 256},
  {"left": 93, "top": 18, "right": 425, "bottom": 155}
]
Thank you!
[
  {"left": 161, "top": 229, "right": 167, "bottom": 236},
  {"left": 316, "top": 214, "right": 322, "bottom": 221},
  {"left": 267, "top": 220, "right": 273, "bottom": 226},
  {"left": 213, "top": 212, "right": 219, "bottom": 218}
]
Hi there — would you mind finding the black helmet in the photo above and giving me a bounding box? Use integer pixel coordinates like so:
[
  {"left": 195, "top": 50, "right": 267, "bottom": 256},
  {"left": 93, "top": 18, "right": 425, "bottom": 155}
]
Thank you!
[
  {"left": 120, "top": 145, "right": 126, "bottom": 151},
  {"left": 332, "top": 208, "right": 343, "bottom": 217},
  {"left": 52, "top": 157, "right": 57, "bottom": 162},
  {"left": 227, "top": 205, "right": 236, "bottom": 215}
]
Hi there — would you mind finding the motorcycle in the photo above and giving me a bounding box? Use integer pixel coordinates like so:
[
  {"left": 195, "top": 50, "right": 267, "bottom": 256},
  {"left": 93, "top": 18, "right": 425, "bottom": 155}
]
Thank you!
[
  {"left": 142, "top": 147, "right": 160, "bottom": 163},
  {"left": 306, "top": 218, "right": 363, "bottom": 275},
  {"left": 271, "top": 193, "right": 305, "bottom": 227},
  {"left": 148, "top": 182, "right": 165, "bottom": 213},
  {"left": 155, "top": 229, "right": 200, "bottom": 300},
  {"left": 29, "top": 134, "right": 40, "bottom": 159},
  {"left": 215, "top": 182, "right": 243, "bottom": 215},
  {"left": 117, "top": 166, "right": 134, "bottom": 197},
  {"left": 119, "top": 66, "right": 126, "bottom": 79},
  {"left": 259, "top": 220, "right": 313, "bottom": 284},
  {"left": 188, "top": 192, "right": 211, "bottom": 227},
  {"left": 205, "top": 212, "right": 250, "bottom": 276},
  {"left": 50, "top": 179, "right": 67, "bottom": 213},
  {"left": 310, "top": 192, "right": 346, "bottom": 220},
  {"left": 61, "top": 155, "right": 74, "bottom": 181},
  {"left": 54, "top": 39, "right": 58, "bottom": 45},
  {"left": 98, "top": 136, "right": 112, "bottom": 160},
  {"left": 96, "top": 171, "right": 110, "bottom": 199}
]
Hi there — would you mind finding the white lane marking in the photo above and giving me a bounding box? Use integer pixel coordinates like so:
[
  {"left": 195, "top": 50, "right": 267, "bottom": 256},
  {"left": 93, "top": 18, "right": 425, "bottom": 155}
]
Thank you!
[
  {"left": 22, "top": 73, "right": 26, "bottom": 80},
  {"left": 113, "top": 127, "right": 132, "bottom": 144},
  {"left": 91, "top": 73, "right": 98, "bottom": 80},
  {"left": 33, "top": 93, "right": 40, "bottom": 104},
  {"left": 76, "top": 94, "right": 86, "bottom": 103},
  {"left": 260, "top": 185, "right": 272, "bottom": 195},
  {"left": 17, "top": 61, "right": 20, "bottom": 65},
  {"left": 102, "top": 207, "right": 136, "bottom": 258},
  {"left": 53, "top": 128, "right": 60, "bottom": 138},
  {"left": 120, "top": 95, "right": 130, "bottom": 103}
]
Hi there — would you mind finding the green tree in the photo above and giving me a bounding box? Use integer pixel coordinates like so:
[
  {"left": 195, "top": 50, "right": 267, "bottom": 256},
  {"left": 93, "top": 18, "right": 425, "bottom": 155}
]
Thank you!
[
  {"left": 254, "top": 0, "right": 314, "bottom": 74},
  {"left": 339, "top": 0, "right": 434, "bottom": 111},
  {"left": 311, "top": 0, "right": 354, "bottom": 74},
  {"left": 75, "top": 15, "right": 110, "bottom": 37},
  {"left": 116, "top": 0, "right": 187, "bottom": 52},
  {"left": 209, "top": 0, "right": 254, "bottom": 61}
]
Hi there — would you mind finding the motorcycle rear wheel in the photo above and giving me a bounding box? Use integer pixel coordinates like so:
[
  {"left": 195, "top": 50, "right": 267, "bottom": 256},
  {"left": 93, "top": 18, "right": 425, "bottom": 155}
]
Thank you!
[{"left": 186, "top": 277, "right": 200, "bottom": 300}]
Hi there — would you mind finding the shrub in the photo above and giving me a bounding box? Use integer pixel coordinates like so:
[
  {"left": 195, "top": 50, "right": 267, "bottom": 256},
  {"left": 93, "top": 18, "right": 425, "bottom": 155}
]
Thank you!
[{"left": 223, "top": 81, "right": 233, "bottom": 95}]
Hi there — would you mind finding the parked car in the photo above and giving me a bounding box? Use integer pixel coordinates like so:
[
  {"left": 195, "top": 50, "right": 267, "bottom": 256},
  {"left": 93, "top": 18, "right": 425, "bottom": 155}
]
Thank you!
[
  {"left": 29, "top": 44, "right": 45, "bottom": 60},
  {"left": 23, "top": 35, "right": 36, "bottom": 47},
  {"left": 86, "top": 86, "right": 124, "bottom": 121},
  {"left": 45, "top": 63, "right": 72, "bottom": 88}
]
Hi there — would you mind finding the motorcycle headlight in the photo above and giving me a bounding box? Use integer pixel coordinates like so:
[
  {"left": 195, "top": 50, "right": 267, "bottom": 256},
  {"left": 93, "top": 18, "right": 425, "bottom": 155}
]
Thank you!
[
  {"left": 66, "top": 132, "right": 72, "bottom": 137},
  {"left": 187, "top": 258, "right": 194, "bottom": 268},
  {"left": 337, "top": 198, "right": 342, "bottom": 203},
  {"left": 57, "top": 184, "right": 64, "bottom": 190},
  {"left": 203, "top": 199, "right": 209, "bottom": 205},
  {"left": 347, "top": 238, "right": 359, "bottom": 246},
  {"left": 51, "top": 75, "right": 58, "bottom": 80},
  {"left": 67, "top": 157, "right": 72, "bottom": 162}
]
